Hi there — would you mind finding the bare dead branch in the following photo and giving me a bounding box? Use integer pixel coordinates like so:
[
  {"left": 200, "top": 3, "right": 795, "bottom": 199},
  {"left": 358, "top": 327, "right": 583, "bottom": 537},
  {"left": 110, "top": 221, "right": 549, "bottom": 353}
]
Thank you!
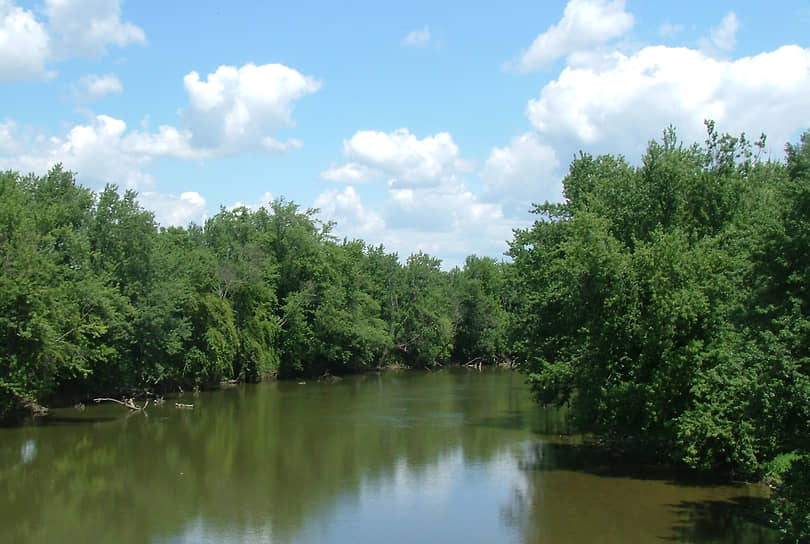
[{"left": 93, "top": 397, "right": 144, "bottom": 411}]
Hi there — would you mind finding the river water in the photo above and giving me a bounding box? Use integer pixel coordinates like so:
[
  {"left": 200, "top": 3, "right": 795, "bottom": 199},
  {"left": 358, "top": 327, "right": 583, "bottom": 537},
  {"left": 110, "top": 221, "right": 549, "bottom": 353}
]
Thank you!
[{"left": 0, "top": 369, "right": 777, "bottom": 543}]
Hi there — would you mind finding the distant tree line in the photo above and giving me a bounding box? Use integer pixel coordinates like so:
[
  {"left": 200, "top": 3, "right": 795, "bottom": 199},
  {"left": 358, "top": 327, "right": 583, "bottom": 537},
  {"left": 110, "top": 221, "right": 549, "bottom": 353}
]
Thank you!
[
  {"left": 1, "top": 122, "right": 809, "bottom": 539},
  {"left": 0, "top": 170, "right": 510, "bottom": 418}
]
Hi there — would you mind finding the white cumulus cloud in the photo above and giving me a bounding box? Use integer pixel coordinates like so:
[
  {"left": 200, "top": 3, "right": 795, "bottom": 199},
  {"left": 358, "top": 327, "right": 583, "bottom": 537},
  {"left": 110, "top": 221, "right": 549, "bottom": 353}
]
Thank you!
[
  {"left": 314, "top": 186, "right": 385, "bottom": 239},
  {"left": 315, "top": 183, "right": 514, "bottom": 269},
  {"left": 0, "top": 114, "right": 155, "bottom": 189},
  {"left": 0, "top": 0, "right": 144, "bottom": 81},
  {"left": 0, "top": 59, "right": 320, "bottom": 233},
  {"left": 508, "top": 0, "right": 633, "bottom": 72},
  {"left": 122, "top": 62, "right": 320, "bottom": 160},
  {"left": 0, "top": 0, "right": 52, "bottom": 82},
  {"left": 0, "top": 114, "right": 209, "bottom": 228},
  {"left": 385, "top": 186, "right": 502, "bottom": 232},
  {"left": 0, "top": 113, "right": 203, "bottom": 191},
  {"left": 45, "top": 0, "right": 145, "bottom": 58},
  {"left": 321, "top": 128, "right": 471, "bottom": 188},
  {"left": 526, "top": 44, "right": 810, "bottom": 158},
  {"left": 76, "top": 73, "right": 123, "bottom": 100},
  {"left": 139, "top": 191, "right": 207, "bottom": 227},
  {"left": 123, "top": 124, "right": 202, "bottom": 161},
  {"left": 0, "top": 59, "right": 320, "bottom": 231},
  {"left": 0, "top": 114, "right": 212, "bottom": 227},
  {"left": 482, "top": 132, "right": 561, "bottom": 214},
  {"left": 181, "top": 63, "right": 321, "bottom": 153},
  {"left": 380, "top": 185, "right": 517, "bottom": 268},
  {"left": 321, "top": 162, "right": 379, "bottom": 184},
  {"left": 317, "top": 126, "right": 519, "bottom": 267},
  {"left": 0, "top": 120, "right": 21, "bottom": 154}
]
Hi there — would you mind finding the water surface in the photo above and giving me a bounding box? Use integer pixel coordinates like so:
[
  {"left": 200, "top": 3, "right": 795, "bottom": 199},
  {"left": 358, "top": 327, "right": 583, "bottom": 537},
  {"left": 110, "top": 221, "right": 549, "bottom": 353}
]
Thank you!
[{"left": 0, "top": 369, "right": 777, "bottom": 543}]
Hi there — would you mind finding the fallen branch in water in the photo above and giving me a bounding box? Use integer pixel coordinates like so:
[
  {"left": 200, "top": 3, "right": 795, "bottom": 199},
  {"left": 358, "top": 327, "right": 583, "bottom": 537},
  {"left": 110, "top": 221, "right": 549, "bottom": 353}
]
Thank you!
[
  {"left": 465, "top": 357, "right": 484, "bottom": 370},
  {"left": 93, "top": 397, "right": 149, "bottom": 411}
]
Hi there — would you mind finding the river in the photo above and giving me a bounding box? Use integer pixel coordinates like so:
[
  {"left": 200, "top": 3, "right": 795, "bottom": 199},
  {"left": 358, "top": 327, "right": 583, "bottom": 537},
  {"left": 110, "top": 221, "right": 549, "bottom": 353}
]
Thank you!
[{"left": 0, "top": 369, "right": 777, "bottom": 543}]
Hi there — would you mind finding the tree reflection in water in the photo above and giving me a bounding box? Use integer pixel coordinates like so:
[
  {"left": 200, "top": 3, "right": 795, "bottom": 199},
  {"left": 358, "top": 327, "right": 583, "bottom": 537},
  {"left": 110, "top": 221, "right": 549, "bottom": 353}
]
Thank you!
[{"left": 502, "top": 440, "right": 778, "bottom": 544}]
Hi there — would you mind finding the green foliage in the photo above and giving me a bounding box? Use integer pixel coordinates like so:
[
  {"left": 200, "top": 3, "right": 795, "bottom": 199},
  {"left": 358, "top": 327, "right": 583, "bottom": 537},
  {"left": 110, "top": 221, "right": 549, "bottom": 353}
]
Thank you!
[
  {"left": 202, "top": 207, "right": 281, "bottom": 380},
  {"left": 184, "top": 292, "right": 238, "bottom": 387},
  {"left": 0, "top": 167, "right": 114, "bottom": 411},
  {"left": 385, "top": 252, "right": 455, "bottom": 367},
  {"left": 450, "top": 255, "right": 509, "bottom": 365},
  {"left": 2, "top": 167, "right": 509, "bottom": 419},
  {"left": 772, "top": 454, "right": 810, "bottom": 542},
  {"left": 508, "top": 125, "right": 810, "bottom": 539}
]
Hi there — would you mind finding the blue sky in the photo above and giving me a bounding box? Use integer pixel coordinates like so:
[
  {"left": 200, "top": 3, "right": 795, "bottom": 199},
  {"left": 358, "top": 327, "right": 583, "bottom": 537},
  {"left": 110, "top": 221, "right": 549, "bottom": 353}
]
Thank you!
[{"left": 1, "top": 0, "right": 809, "bottom": 268}]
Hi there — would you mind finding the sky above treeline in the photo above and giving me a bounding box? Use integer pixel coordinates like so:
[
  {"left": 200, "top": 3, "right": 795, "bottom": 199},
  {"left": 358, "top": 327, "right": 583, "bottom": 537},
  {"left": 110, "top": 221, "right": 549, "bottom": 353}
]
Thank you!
[{"left": 1, "top": 0, "right": 809, "bottom": 267}]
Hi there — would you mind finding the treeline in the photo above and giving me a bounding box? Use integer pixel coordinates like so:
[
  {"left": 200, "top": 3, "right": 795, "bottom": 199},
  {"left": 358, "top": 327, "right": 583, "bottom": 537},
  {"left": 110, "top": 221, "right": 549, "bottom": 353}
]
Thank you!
[
  {"left": 0, "top": 167, "right": 509, "bottom": 418},
  {"left": 508, "top": 123, "right": 810, "bottom": 540}
]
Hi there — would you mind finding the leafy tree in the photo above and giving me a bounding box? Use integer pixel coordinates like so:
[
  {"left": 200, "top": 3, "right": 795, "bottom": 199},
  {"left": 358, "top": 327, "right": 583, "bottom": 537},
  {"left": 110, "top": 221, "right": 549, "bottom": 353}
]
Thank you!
[
  {"left": 203, "top": 207, "right": 281, "bottom": 380},
  {"left": 450, "top": 255, "right": 509, "bottom": 365},
  {"left": 0, "top": 167, "right": 119, "bottom": 411},
  {"left": 385, "top": 252, "right": 454, "bottom": 367}
]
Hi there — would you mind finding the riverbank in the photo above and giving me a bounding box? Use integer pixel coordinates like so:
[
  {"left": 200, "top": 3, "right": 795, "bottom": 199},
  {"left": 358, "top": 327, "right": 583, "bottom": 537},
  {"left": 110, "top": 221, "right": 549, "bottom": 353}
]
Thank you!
[{"left": 2, "top": 360, "right": 515, "bottom": 426}]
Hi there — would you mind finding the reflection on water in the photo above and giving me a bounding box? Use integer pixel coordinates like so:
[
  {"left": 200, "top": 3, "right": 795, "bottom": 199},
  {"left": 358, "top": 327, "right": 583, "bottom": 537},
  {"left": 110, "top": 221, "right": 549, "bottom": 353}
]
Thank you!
[
  {"left": 0, "top": 369, "right": 778, "bottom": 543},
  {"left": 502, "top": 442, "right": 775, "bottom": 544},
  {"left": 19, "top": 439, "right": 36, "bottom": 464}
]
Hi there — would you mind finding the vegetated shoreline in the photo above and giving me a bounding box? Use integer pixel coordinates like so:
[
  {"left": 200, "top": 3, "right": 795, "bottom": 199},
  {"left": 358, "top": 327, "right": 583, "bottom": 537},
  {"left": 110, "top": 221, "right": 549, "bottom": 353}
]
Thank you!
[
  {"left": 508, "top": 123, "right": 810, "bottom": 541},
  {"left": 3, "top": 359, "right": 517, "bottom": 425},
  {"left": 1, "top": 169, "right": 513, "bottom": 425}
]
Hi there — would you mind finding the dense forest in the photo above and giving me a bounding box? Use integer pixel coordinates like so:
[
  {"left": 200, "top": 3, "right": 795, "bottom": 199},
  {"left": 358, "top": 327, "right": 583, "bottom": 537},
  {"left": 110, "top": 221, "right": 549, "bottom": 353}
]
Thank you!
[
  {"left": 508, "top": 124, "right": 810, "bottom": 541},
  {"left": 1, "top": 123, "right": 809, "bottom": 539},
  {"left": 0, "top": 168, "right": 510, "bottom": 415}
]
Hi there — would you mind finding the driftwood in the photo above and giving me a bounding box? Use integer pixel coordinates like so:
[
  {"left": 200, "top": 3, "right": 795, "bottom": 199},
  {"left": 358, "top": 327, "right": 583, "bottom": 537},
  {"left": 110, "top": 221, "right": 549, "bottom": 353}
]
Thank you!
[
  {"left": 465, "top": 357, "right": 484, "bottom": 370},
  {"left": 175, "top": 403, "right": 194, "bottom": 410},
  {"left": 93, "top": 397, "right": 150, "bottom": 411}
]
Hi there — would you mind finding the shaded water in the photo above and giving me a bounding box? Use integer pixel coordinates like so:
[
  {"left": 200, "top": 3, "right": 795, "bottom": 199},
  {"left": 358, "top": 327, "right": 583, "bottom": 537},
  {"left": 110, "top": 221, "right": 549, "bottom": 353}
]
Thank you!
[{"left": 0, "top": 369, "right": 777, "bottom": 543}]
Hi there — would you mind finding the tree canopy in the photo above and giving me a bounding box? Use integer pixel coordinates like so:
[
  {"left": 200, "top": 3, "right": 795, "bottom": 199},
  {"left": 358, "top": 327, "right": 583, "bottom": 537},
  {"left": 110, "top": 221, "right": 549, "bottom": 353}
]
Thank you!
[{"left": 0, "top": 168, "right": 511, "bottom": 418}]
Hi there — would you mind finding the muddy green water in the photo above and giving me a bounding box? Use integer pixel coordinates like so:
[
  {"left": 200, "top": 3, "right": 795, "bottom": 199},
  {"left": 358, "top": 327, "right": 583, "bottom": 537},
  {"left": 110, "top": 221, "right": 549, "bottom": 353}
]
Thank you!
[{"left": 0, "top": 369, "right": 777, "bottom": 543}]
